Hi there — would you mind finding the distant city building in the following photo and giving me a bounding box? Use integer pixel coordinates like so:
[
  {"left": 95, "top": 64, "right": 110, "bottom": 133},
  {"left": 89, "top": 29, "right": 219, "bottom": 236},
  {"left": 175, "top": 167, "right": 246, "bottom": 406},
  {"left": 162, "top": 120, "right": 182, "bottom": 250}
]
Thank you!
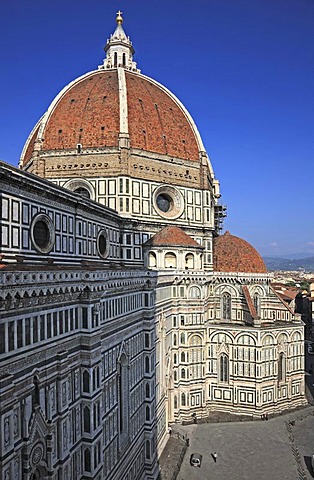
[{"left": 0, "top": 12, "right": 306, "bottom": 480}]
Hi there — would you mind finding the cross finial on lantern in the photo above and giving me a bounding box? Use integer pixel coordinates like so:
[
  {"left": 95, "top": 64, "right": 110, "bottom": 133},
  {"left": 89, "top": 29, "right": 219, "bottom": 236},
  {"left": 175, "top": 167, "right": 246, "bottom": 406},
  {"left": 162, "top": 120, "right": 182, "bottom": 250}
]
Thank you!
[{"left": 116, "top": 10, "right": 123, "bottom": 25}]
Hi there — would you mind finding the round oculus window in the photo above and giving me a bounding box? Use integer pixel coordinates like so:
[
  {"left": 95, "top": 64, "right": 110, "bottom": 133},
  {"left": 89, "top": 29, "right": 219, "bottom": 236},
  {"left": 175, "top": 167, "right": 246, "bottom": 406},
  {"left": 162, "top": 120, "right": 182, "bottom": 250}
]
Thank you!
[
  {"left": 156, "top": 193, "right": 173, "bottom": 213},
  {"left": 97, "top": 230, "right": 109, "bottom": 259},
  {"left": 74, "top": 187, "right": 91, "bottom": 199},
  {"left": 153, "top": 186, "right": 184, "bottom": 219},
  {"left": 30, "top": 214, "right": 55, "bottom": 254}
]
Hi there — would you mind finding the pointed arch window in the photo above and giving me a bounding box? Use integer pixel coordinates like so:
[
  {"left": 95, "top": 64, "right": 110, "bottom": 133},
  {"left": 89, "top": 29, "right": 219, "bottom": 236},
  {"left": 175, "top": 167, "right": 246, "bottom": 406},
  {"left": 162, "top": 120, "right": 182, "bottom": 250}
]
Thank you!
[
  {"left": 83, "top": 406, "right": 91, "bottom": 433},
  {"left": 174, "top": 395, "right": 178, "bottom": 409},
  {"left": 181, "top": 392, "right": 186, "bottom": 406},
  {"left": 219, "top": 354, "right": 229, "bottom": 383},
  {"left": 253, "top": 293, "right": 260, "bottom": 316},
  {"left": 146, "top": 406, "right": 150, "bottom": 421},
  {"left": 145, "top": 383, "right": 150, "bottom": 399},
  {"left": 114, "top": 52, "right": 118, "bottom": 67},
  {"left": 278, "top": 353, "right": 286, "bottom": 382},
  {"left": 122, "top": 52, "right": 126, "bottom": 66},
  {"left": 83, "top": 370, "right": 90, "bottom": 393},
  {"left": 222, "top": 293, "right": 231, "bottom": 320}
]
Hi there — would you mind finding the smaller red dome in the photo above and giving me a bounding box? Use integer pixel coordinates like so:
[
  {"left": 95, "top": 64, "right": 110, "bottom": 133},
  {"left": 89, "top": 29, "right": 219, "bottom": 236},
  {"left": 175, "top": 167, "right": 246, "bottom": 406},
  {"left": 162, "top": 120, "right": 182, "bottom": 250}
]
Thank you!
[{"left": 213, "top": 231, "right": 267, "bottom": 273}]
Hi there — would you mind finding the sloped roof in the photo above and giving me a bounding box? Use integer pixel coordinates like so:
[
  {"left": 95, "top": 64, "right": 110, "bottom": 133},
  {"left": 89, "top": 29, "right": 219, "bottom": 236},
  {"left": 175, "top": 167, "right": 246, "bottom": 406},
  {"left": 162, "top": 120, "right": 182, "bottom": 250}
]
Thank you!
[{"left": 144, "top": 226, "right": 202, "bottom": 248}]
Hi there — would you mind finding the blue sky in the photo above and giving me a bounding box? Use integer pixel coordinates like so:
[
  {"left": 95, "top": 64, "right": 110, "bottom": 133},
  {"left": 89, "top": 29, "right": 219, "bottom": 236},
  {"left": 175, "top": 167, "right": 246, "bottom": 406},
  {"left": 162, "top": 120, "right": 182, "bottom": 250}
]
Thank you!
[{"left": 0, "top": 0, "right": 313, "bottom": 256}]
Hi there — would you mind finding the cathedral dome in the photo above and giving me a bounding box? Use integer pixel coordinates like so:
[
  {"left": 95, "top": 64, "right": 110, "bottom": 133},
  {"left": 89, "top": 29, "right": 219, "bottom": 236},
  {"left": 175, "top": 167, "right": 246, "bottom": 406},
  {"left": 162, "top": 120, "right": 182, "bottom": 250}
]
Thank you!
[
  {"left": 213, "top": 231, "right": 267, "bottom": 273},
  {"left": 20, "top": 69, "right": 202, "bottom": 167},
  {"left": 19, "top": 12, "right": 208, "bottom": 172}
]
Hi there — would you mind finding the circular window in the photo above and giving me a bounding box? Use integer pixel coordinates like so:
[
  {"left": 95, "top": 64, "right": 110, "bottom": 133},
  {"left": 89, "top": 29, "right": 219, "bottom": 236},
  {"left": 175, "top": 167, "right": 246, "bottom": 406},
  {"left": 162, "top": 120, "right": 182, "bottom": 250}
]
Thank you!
[
  {"left": 156, "top": 193, "right": 173, "bottom": 212},
  {"left": 63, "top": 179, "right": 94, "bottom": 200},
  {"left": 74, "top": 187, "right": 91, "bottom": 199},
  {"left": 97, "top": 230, "right": 109, "bottom": 259},
  {"left": 153, "top": 186, "right": 184, "bottom": 219},
  {"left": 30, "top": 214, "right": 55, "bottom": 254}
]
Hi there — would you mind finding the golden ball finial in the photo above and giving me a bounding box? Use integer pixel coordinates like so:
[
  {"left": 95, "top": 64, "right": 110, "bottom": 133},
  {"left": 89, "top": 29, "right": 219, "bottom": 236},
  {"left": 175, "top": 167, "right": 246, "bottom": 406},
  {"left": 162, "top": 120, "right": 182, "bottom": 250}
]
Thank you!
[{"left": 116, "top": 10, "right": 123, "bottom": 25}]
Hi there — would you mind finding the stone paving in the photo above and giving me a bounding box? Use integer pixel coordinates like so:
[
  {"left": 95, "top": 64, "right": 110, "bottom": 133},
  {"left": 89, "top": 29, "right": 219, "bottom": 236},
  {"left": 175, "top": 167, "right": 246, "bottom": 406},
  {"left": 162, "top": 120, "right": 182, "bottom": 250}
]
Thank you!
[
  {"left": 158, "top": 353, "right": 314, "bottom": 480},
  {"left": 159, "top": 406, "right": 314, "bottom": 480}
]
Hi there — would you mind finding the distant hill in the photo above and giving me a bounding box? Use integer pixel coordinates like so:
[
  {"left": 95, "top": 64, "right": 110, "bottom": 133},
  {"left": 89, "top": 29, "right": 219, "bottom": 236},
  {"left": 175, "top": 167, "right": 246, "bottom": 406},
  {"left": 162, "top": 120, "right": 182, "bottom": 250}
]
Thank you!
[{"left": 263, "top": 256, "right": 314, "bottom": 272}]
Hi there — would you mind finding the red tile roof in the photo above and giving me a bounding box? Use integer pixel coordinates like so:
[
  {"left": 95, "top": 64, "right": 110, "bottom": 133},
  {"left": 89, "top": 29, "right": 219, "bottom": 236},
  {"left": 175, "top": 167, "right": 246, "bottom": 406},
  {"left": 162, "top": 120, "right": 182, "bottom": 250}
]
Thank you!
[
  {"left": 144, "top": 226, "right": 202, "bottom": 248},
  {"left": 213, "top": 231, "right": 267, "bottom": 273}
]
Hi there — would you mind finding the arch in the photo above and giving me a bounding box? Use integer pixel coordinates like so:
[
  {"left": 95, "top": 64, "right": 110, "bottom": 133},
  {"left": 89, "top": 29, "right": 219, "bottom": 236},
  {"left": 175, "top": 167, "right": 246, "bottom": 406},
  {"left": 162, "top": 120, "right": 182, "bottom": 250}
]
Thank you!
[
  {"left": 84, "top": 447, "right": 91, "bottom": 472},
  {"left": 145, "top": 382, "right": 150, "bottom": 398},
  {"left": 262, "top": 334, "right": 276, "bottom": 346},
  {"left": 278, "top": 352, "right": 286, "bottom": 382},
  {"left": 164, "top": 252, "right": 177, "bottom": 269},
  {"left": 185, "top": 253, "right": 194, "bottom": 269},
  {"left": 236, "top": 334, "right": 256, "bottom": 346},
  {"left": 148, "top": 252, "right": 157, "bottom": 268},
  {"left": 253, "top": 293, "right": 260, "bottom": 315},
  {"left": 122, "top": 52, "right": 126, "bottom": 66},
  {"left": 174, "top": 395, "right": 178, "bottom": 409},
  {"left": 181, "top": 352, "right": 186, "bottom": 362},
  {"left": 221, "top": 292, "right": 231, "bottom": 320},
  {"left": 145, "top": 356, "right": 150, "bottom": 373},
  {"left": 145, "top": 405, "right": 150, "bottom": 421},
  {"left": 181, "top": 368, "right": 186, "bottom": 379},
  {"left": 63, "top": 178, "right": 95, "bottom": 201},
  {"left": 189, "top": 334, "right": 202, "bottom": 346},
  {"left": 181, "top": 392, "right": 186, "bottom": 406},
  {"left": 189, "top": 285, "right": 201, "bottom": 299},
  {"left": 210, "top": 332, "right": 233, "bottom": 345},
  {"left": 83, "top": 406, "right": 91, "bottom": 433},
  {"left": 219, "top": 354, "right": 229, "bottom": 383},
  {"left": 83, "top": 370, "right": 90, "bottom": 393}
]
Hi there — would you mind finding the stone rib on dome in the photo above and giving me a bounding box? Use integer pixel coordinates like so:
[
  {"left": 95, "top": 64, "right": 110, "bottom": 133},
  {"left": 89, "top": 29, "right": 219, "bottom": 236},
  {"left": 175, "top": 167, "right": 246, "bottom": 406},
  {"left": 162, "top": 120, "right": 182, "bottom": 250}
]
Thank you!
[
  {"left": 144, "top": 226, "right": 202, "bottom": 248},
  {"left": 213, "top": 231, "right": 267, "bottom": 273}
]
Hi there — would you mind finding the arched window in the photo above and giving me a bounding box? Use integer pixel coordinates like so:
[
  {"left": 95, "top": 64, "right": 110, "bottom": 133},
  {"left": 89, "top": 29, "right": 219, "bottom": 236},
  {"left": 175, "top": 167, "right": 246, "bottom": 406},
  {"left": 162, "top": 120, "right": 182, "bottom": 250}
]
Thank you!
[
  {"left": 122, "top": 52, "right": 126, "bottom": 66},
  {"left": 148, "top": 252, "right": 157, "bottom": 268},
  {"left": 83, "top": 371, "right": 90, "bottom": 393},
  {"left": 114, "top": 52, "right": 118, "bottom": 67},
  {"left": 174, "top": 370, "right": 177, "bottom": 381},
  {"left": 180, "top": 333, "right": 185, "bottom": 344},
  {"left": 174, "top": 395, "right": 178, "bottom": 409},
  {"left": 181, "top": 392, "right": 186, "bottom": 406},
  {"left": 164, "top": 252, "right": 177, "bottom": 269},
  {"left": 32, "top": 376, "right": 40, "bottom": 408},
  {"left": 83, "top": 406, "right": 91, "bottom": 433},
  {"left": 84, "top": 448, "right": 91, "bottom": 472},
  {"left": 146, "top": 406, "right": 150, "bottom": 421},
  {"left": 185, "top": 253, "right": 194, "bottom": 269},
  {"left": 181, "top": 368, "right": 186, "bottom": 379},
  {"left": 219, "top": 354, "right": 229, "bottom": 383},
  {"left": 278, "top": 353, "right": 285, "bottom": 382},
  {"left": 253, "top": 293, "right": 260, "bottom": 315},
  {"left": 181, "top": 352, "right": 186, "bottom": 362},
  {"left": 222, "top": 293, "right": 231, "bottom": 320},
  {"left": 145, "top": 356, "right": 150, "bottom": 373},
  {"left": 173, "top": 334, "right": 177, "bottom": 346},
  {"left": 74, "top": 187, "right": 90, "bottom": 199},
  {"left": 145, "top": 440, "right": 151, "bottom": 459},
  {"left": 145, "top": 382, "right": 150, "bottom": 398},
  {"left": 190, "top": 286, "right": 201, "bottom": 299},
  {"left": 173, "top": 353, "right": 177, "bottom": 364}
]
